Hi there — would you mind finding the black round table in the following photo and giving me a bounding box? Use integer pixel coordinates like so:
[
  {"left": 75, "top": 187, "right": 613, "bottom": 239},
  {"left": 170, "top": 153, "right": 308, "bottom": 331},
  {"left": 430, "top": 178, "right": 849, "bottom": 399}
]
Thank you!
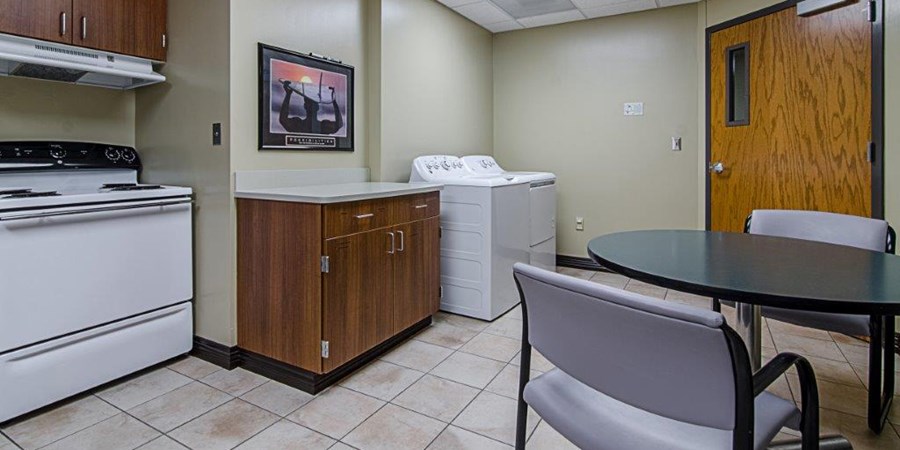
[{"left": 587, "top": 230, "right": 900, "bottom": 368}]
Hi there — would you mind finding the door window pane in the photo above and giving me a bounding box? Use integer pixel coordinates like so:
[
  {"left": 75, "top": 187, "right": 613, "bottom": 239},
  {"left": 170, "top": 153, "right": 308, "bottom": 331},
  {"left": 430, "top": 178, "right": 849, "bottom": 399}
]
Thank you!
[{"left": 726, "top": 43, "right": 750, "bottom": 126}]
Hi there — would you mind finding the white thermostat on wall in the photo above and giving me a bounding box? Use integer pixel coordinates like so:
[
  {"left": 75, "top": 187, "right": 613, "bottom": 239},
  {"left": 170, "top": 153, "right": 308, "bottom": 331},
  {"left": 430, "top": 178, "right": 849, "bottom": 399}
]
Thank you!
[{"left": 624, "top": 102, "right": 644, "bottom": 116}]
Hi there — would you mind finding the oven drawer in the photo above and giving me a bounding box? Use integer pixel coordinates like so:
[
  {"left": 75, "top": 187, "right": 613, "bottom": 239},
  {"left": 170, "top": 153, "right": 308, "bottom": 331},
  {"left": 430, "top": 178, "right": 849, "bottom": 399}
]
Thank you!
[
  {"left": 323, "top": 197, "right": 393, "bottom": 238},
  {"left": 0, "top": 198, "right": 193, "bottom": 353},
  {"left": 0, "top": 303, "right": 192, "bottom": 423}
]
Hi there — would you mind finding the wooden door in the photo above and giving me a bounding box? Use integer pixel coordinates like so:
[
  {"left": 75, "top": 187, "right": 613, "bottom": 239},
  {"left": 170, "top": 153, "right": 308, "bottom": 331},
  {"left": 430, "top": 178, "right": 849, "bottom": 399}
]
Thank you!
[
  {"left": 133, "top": 0, "right": 166, "bottom": 61},
  {"left": 322, "top": 229, "right": 394, "bottom": 372},
  {"left": 392, "top": 217, "right": 441, "bottom": 333},
  {"left": 73, "top": 0, "right": 134, "bottom": 55},
  {"left": 709, "top": 4, "right": 873, "bottom": 232},
  {"left": 0, "top": 0, "right": 72, "bottom": 44}
]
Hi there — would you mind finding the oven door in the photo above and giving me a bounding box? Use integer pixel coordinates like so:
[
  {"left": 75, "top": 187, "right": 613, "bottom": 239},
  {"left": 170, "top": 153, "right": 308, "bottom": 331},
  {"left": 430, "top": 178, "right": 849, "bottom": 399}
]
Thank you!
[{"left": 0, "top": 197, "right": 193, "bottom": 353}]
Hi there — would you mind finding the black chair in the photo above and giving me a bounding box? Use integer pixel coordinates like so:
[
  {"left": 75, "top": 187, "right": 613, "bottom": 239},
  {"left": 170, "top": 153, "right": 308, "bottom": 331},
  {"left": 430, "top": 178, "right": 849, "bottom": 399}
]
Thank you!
[
  {"left": 712, "top": 209, "right": 896, "bottom": 433},
  {"left": 513, "top": 263, "right": 821, "bottom": 450}
]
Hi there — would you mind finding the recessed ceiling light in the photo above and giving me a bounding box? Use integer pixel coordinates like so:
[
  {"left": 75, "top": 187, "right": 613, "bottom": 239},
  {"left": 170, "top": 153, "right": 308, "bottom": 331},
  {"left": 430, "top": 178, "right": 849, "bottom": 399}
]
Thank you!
[{"left": 491, "top": 0, "right": 578, "bottom": 19}]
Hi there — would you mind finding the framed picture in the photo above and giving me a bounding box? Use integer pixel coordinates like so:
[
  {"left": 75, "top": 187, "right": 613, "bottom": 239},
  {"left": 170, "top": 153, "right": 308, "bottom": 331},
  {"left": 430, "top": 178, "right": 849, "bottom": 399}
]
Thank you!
[{"left": 258, "top": 43, "right": 354, "bottom": 151}]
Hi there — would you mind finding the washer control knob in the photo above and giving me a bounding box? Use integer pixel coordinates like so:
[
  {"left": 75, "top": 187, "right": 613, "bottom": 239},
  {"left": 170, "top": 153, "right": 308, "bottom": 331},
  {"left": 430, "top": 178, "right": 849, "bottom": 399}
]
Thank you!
[
  {"left": 50, "top": 148, "right": 67, "bottom": 159},
  {"left": 441, "top": 161, "right": 451, "bottom": 170},
  {"left": 121, "top": 149, "right": 136, "bottom": 162}
]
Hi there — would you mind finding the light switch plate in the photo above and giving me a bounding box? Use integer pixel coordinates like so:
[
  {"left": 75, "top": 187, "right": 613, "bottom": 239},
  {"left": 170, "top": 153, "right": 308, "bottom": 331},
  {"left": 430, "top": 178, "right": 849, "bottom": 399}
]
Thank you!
[
  {"left": 624, "top": 102, "right": 644, "bottom": 116},
  {"left": 672, "top": 137, "right": 682, "bottom": 151},
  {"left": 575, "top": 216, "right": 584, "bottom": 231}
]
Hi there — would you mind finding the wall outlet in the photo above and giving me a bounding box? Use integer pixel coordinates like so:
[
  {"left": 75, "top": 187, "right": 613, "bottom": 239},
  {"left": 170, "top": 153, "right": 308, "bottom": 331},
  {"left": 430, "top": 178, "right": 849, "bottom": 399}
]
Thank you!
[
  {"left": 672, "top": 137, "right": 682, "bottom": 151},
  {"left": 575, "top": 217, "right": 584, "bottom": 231},
  {"left": 624, "top": 102, "right": 644, "bottom": 116},
  {"left": 212, "top": 123, "right": 222, "bottom": 146}
]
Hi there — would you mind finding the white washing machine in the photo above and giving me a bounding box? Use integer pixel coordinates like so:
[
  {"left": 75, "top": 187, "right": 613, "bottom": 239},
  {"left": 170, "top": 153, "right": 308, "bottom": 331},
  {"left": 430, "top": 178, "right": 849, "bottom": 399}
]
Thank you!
[
  {"left": 411, "top": 155, "right": 531, "bottom": 321},
  {"left": 461, "top": 156, "right": 557, "bottom": 271}
]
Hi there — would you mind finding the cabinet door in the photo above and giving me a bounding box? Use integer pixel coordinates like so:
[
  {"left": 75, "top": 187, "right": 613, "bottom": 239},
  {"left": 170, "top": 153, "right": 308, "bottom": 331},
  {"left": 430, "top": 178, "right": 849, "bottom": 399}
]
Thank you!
[
  {"left": 322, "top": 229, "right": 394, "bottom": 372},
  {"left": 133, "top": 0, "right": 166, "bottom": 61},
  {"left": 393, "top": 217, "right": 441, "bottom": 333},
  {"left": 73, "top": 0, "right": 134, "bottom": 55},
  {"left": 0, "top": 0, "right": 72, "bottom": 44}
]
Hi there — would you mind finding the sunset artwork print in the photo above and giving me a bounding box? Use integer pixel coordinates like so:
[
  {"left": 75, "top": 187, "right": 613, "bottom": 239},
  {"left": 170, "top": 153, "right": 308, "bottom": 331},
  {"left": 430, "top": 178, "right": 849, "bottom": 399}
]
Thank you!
[{"left": 258, "top": 44, "right": 354, "bottom": 151}]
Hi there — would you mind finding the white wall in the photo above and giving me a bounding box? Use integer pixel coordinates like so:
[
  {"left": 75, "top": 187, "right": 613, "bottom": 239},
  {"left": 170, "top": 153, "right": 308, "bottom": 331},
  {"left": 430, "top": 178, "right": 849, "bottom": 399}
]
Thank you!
[
  {"left": 136, "top": 0, "right": 232, "bottom": 344},
  {"left": 228, "top": 0, "right": 370, "bottom": 172},
  {"left": 376, "top": 0, "right": 494, "bottom": 182},
  {"left": 493, "top": 4, "right": 701, "bottom": 256}
]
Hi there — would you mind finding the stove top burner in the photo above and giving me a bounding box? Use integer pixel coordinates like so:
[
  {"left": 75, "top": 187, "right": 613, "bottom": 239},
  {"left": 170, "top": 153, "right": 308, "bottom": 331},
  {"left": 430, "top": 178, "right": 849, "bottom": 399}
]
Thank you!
[
  {"left": 104, "top": 184, "right": 163, "bottom": 192},
  {"left": 1, "top": 190, "right": 60, "bottom": 199}
]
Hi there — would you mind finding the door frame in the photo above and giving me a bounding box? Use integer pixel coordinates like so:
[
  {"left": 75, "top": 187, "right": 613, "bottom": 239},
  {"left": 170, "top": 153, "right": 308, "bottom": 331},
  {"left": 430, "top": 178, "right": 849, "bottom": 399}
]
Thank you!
[{"left": 704, "top": 0, "right": 885, "bottom": 229}]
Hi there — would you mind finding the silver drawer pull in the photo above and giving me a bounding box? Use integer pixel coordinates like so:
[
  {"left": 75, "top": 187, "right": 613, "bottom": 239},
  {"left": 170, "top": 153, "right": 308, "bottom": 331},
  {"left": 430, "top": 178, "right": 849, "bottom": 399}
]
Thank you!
[
  {"left": 0, "top": 199, "right": 192, "bottom": 222},
  {"left": 60, "top": 12, "right": 67, "bottom": 36},
  {"left": 387, "top": 232, "right": 395, "bottom": 254},
  {"left": 397, "top": 230, "right": 405, "bottom": 252},
  {"left": 80, "top": 16, "right": 87, "bottom": 40},
  {"left": 354, "top": 213, "right": 375, "bottom": 219},
  {"left": 414, "top": 204, "right": 428, "bottom": 209}
]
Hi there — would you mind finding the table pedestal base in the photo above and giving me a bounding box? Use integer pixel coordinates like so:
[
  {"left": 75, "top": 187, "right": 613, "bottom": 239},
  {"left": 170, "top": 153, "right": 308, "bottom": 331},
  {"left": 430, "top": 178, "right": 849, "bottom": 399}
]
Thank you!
[{"left": 736, "top": 302, "right": 763, "bottom": 370}]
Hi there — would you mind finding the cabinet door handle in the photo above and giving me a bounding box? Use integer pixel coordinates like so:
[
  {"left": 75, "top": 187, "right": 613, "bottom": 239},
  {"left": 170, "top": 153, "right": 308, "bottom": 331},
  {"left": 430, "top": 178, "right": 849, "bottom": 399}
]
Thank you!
[
  {"left": 414, "top": 204, "right": 428, "bottom": 209},
  {"left": 60, "top": 12, "right": 66, "bottom": 36},
  {"left": 354, "top": 213, "right": 374, "bottom": 219},
  {"left": 397, "top": 231, "right": 405, "bottom": 252},
  {"left": 80, "top": 16, "right": 87, "bottom": 40},
  {"left": 387, "top": 232, "right": 395, "bottom": 254}
]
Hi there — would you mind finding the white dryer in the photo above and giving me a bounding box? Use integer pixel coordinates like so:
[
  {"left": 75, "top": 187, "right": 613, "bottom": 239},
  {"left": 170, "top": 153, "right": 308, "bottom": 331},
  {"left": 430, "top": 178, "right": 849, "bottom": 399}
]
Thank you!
[
  {"left": 411, "top": 155, "right": 530, "bottom": 321},
  {"left": 461, "top": 156, "right": 557, "bottom": 271}
]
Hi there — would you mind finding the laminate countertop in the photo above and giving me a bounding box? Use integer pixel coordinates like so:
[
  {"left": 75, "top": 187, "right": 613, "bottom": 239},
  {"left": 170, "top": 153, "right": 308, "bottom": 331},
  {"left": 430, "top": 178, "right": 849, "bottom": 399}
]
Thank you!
[{"left": 234, "top": 182, "right": 442, "bottom": 204}]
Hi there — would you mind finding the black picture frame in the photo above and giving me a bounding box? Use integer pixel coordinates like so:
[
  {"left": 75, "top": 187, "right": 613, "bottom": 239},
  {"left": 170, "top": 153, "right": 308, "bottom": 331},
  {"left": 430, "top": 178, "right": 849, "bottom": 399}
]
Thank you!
[{"left": 258, "top": 43, "right": 354, "bottom": 151}]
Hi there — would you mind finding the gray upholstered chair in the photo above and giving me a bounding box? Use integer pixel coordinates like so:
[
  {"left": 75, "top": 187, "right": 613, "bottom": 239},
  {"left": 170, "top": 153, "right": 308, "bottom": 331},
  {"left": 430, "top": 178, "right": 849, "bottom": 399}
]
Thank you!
[
  {"left": 712, "top": 209, "right": 896, "bottom": 433},
  {"left": 513, "top": 263, "right": 820, "bottom": 450}
]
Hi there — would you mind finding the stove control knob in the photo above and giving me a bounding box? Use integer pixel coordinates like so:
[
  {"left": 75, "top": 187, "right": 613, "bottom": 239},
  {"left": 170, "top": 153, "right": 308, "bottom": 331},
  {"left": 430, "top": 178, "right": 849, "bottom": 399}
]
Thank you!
[
  {"left": 441, "top": 161, "right": 451, "bottom": 170},
  {"left": 49, "top": 148, "right": 67, "bottom": 159},
  {"left": 105, "top": 147, "right": 122, "bottom": 161},
  {"left": 121, "top": 149, "right": 136, "bottom": 163}
]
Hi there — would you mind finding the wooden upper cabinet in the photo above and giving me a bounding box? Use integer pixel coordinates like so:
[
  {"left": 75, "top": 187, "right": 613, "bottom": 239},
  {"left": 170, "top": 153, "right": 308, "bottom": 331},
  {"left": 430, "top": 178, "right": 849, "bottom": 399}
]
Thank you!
[
  {"left": 134, "top": 0, "right": 167, "bottom": 61},
  {"left": 72, "top": 0, "right": 134, "bottom": 55},
  {"left": 0, "top": 0, "right": 73, "bottom": 44}
]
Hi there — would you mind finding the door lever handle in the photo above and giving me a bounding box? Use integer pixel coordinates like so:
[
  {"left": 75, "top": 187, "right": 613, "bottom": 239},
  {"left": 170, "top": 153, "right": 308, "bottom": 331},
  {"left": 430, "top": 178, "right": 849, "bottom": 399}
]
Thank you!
[{"left": 708, "top": 161, "right": 725, "bottom": 174}]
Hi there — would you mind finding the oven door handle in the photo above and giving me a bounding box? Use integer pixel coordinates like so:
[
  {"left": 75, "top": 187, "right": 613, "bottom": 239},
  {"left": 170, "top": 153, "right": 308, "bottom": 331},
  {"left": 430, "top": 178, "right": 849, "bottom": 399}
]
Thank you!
[{"left": 0, "top": 199, "right": 193, "bottom": 222}]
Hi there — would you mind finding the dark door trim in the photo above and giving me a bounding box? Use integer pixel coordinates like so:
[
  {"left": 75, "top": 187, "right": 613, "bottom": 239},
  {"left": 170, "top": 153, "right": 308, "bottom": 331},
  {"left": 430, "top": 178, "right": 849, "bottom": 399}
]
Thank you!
[{"left": 704, "top": 0, "right": 885, "bottom": 229}]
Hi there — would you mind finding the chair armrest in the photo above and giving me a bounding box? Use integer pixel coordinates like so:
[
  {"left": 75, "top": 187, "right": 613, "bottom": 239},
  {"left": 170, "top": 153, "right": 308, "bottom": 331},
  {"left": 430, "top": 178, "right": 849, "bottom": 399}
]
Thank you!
[{"left": 753, "top": 352, "right": 819, "bottom": 450}]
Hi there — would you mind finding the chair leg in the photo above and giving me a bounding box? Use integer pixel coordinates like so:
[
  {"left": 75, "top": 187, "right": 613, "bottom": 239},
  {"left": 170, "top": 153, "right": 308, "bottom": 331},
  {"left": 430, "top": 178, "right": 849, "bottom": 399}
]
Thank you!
[
  {"left": 867, "top": 315, "right": 895, "bottom": 433},
  {"left": 712, "top": 298, "right": 721, "bottom": 312},
  {"left": 516, "top": 340, "right": 532, "bottom": 450}
]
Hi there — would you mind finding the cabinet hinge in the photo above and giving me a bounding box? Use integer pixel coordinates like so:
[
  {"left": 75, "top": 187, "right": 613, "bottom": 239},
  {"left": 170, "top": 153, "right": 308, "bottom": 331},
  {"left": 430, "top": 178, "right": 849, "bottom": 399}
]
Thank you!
[
  {"left": 439, "top": 285, "right": 443, "bottom": 298},
  {"left": 439, "top": 226, "right": 443, "bottom": 239},
  {"left": 162, "top": 33, "right": 167, "bottom": 48},
  {"left": 321, "top": 341, "right": 330, "bottom": 358},
  {"left": 320, "top": 256, "right": 330, "bottom": 273},
  {"left": 867, "top": 1, "right": 876, "bottom": 22},
  {"left": 867, "top": 141, "right": 876, "bottom": 163}
]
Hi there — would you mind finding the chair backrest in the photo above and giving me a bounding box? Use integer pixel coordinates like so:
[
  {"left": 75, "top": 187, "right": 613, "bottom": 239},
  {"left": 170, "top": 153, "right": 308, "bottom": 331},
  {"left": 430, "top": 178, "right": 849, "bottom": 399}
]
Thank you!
[
  {"left": 513, "top": 263, "right": 744, "bottom": 431},
  {"left": 747, "top": 210, "right": 890, "bottom": 253}
]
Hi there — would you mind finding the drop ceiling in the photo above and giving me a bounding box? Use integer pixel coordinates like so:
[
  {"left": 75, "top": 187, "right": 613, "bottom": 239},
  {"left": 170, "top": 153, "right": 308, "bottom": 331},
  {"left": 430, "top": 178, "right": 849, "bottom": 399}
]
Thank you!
[{"left": 437, "top": 0, "right": 700, "bottom": 33}]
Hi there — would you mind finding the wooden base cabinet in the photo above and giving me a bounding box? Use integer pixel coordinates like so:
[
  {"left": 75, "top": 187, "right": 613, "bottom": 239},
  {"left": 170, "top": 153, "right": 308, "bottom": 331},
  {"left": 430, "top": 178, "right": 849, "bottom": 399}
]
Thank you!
[{"left": 237, "top": 192, "right": 440, "bottom": 389}]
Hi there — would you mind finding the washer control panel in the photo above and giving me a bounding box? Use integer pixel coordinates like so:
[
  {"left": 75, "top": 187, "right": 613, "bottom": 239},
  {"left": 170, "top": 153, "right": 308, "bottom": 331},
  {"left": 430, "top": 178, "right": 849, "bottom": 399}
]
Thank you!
[
  {"left": 461, "top": 155, "right": 503, "bottom": 175},
  {"left": 411, "top": 155, "right": 473, "bottom": 181}
]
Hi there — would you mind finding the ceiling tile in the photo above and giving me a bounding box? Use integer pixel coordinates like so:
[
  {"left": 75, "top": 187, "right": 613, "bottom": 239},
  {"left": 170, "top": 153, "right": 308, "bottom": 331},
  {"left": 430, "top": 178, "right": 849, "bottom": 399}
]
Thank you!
[
  {"left": 491, "top": 0, "right": 578, "bottom": 19},
  {"left": 454, "top": 1, "right": 514, "bottom": 25},
  {"left": 484, "top": 20, "right": 525, "bottom": 33},
  {"left": 581, "top": 0, "right": 657, "bottom": 19},
  {"left": 437, "top": 0, "right": 482, "bottom": 7},
  {"left": 657, "top": 0, "right": 698, "bottom": 7},
  {"left": 517, "top": 9, "right": 585, "bottom": 28},
  {"left": 570, "top": 0, "right": 633, "bottom": 9}
]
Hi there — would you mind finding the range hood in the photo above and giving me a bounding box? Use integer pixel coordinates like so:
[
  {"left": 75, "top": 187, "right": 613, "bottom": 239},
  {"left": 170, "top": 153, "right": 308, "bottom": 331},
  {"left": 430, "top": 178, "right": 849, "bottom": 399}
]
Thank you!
[{"left": 0, "top": 33, "right": 165, "bottom": 90}]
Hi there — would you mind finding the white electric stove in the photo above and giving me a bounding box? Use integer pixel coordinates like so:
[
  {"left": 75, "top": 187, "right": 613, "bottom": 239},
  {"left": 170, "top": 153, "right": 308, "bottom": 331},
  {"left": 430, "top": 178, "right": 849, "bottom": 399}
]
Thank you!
[{"left": 0, "top": 142, "right": 194, "bottom": 423}]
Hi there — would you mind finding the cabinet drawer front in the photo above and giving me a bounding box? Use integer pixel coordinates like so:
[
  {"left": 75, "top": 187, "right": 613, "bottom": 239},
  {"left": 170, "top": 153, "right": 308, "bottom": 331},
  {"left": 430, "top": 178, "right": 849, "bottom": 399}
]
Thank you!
[
  {"left": 323, "top": 198, "right": 392, "bottom": 238},
  {"left": 393, "top": 192, "right": 440, "bottom": 224}
]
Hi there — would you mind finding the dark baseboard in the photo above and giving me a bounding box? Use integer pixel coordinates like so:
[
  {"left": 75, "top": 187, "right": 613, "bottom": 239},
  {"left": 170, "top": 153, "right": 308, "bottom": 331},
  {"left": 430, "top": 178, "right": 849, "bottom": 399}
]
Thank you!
[
  {"left": 556, "top": 255, "right": 607, "bottom": 272},
  {"left": 192, "top": 316, "right": 432, "bottom": 394},
  {"left": 191, "top": 336, "right": 241, "bottom": 370}
]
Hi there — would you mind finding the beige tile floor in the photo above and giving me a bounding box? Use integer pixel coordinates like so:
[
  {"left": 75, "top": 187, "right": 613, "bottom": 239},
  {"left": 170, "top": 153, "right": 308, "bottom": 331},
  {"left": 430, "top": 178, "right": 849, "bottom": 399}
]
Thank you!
[{"left": 2, "top": 266, "right": 900, "bottom": 450}]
